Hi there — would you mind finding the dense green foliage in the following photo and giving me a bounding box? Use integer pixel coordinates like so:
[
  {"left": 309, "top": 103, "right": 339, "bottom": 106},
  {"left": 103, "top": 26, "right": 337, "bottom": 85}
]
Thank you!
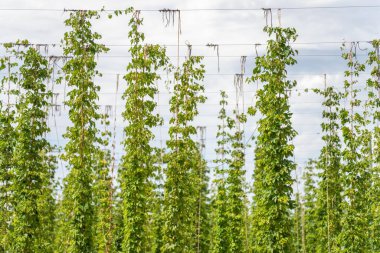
[
  {"left": 302, "top": 160, "right": 318, "bottom": 252},
  {"left": 93, "top": 110, "right": 114, "bottom": 253},
  {"left": 367, "top": 40, "right": 380, "bottom": 251},
  {"left": 211, "top": 91, "right": 230, "bottom": 253},
  {"left": 0, "top": 56, "right": 16, "bottom": 252},
  {"left": 0, "top": 44, "right": 56, "bottom": 253},
  {"left": 309, "top": 80, "right": 343, "bottom": 252},
  {"left": 119, "top": 10, "right": 169, "bottom": 253},
  {"left": 225, "top": 109, "right": 247, "bottom": 252},
  {"left": 1, "top": 7, "right": 380, "bottom": 253},
  {"left": 337, "top": 44, "right": 371, "bottom": 252},
  {"left": 10, "top": 45, "right": 56, "bottom": 253},
  {"left": 57, "top": 10, "right": 109, "bottom": 253},
  {"left": 250, "top": 26, "right": 298, "bottom": 252},
  {"left": 193, "top": 138, "right": 211, "bottom": 253},
  {"left": 161, "top": 55, "right": 206, "bottom": 252},
  {"left": 214, "top": 90, "right": 248, "bottom": 252}
]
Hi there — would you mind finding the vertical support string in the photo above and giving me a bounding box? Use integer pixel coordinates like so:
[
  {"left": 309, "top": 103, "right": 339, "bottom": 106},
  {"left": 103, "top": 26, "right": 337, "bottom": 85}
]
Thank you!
[
  {"left": 6, "top": 56, "right": 11, "bottom": 109},
  {"left": 277, "top": 8, "right": 282, "bottom": 27},
  {"left": 196, "top": 126, "right": 206, "bottom": 253},
  {"left": 159, "top": 9, "right": 181, "bottom": 67},
  {"left": 177, "top": 10, "right": 181, "bottom": 68},
  {"left": 111, "top": 74, "right": 119, "bottom": 179},
  {"left": 262, "top": 8, "right": 273, "bottom": 27},
  {"left": 324, "top": 74, "right": 331, "bottom": 253},
  {"left": 206, "top": 43, "right": 220, "bottom": 72}
]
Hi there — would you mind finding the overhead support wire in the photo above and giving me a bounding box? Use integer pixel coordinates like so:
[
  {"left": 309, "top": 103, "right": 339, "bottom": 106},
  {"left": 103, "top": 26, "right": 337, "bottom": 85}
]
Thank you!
[
  {"left": 0, "top": 41, "right": 373, "bottom": 47},
  {"left": 80, "top": 53, "right": 369, "bottom": 58},
  {"left": 0, "top": 53, "right": 364, "bottom": 59},
  {"left": 1, "top": 5, "right": 380, "bottom": 12}
]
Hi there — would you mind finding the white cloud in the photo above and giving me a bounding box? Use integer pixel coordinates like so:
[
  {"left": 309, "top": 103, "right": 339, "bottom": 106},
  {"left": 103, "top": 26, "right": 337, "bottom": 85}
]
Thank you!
[{"left": 1, "top": 0, "right": 379, "bottom": 185}]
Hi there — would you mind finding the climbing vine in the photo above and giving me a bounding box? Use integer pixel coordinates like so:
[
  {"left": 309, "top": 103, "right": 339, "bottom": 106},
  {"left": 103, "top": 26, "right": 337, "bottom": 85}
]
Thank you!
[
  {"left": 93, "top": 108, "right": 114, "bottom": 253},
  {"left": 302, "top": 159, "right": 318, "bottom": 253},
  {"left": 194, "top": 126, "right": 211, "bottom": 253},
  {"left": 311, "top": 78, "right": 344, "bottom": 252},
  {"left": 0, "top": 54, "right": 17, "bottom": 252},
  {"left": 225, "top": 94, "right": 247, "bottom": 252},
  {"left": 118, "top": 9, "right": 169, "bottom": 253},
  {"left": 211, "top": 91, "right": 230, "bottom": 253},
  {"left": 367, "top": 39, "right": 380, "bottom": 251},
  {"left": 58, "top": 10, "right": 109, "bottom": 253},
  {"left": 1, "top": 6, "right": 379, "bottom": 253},
  {"left": 7, "top": 42, "right": 56, "bottom": 253},
  {"left": 250, "top": 26, "right": 298, "bottom": 252},
  {"left": 162, "top": 55, "right": 206, "bottom": 252},
  {"left": 337, "top": 43, "right": 371, "bottom": 252}
]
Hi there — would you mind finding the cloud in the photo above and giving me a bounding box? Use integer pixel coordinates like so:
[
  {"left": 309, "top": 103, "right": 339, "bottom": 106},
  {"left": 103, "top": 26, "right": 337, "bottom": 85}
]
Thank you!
[{"left": 1, "top": 0, "right": 379, "bottom": 186}]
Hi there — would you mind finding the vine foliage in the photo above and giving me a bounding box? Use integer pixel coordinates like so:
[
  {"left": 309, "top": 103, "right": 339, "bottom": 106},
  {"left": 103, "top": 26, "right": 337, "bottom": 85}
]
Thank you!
[
  {"left": 119, "top": 9, "right": 169, "bottom": 253},
  {"left": 0, "top": 55, "right": 16, "bottom": 252},
  {"left": 211, "top": 91, "right": 230, "bottom": 253},
  {"left": 250, "top": 26, "right": 298, "bottom": 252},
  {"left": 311, "top": 80, "right": 343, "bottom": 252},
  {"left": 58, "top": 10, "right": 109, "bottom": 253},
  {"left": 337, "top": 43, "right": 371, "bottom": 252},
  {"left": 162, "top": 55, "right": 206, "bottom": 252}
]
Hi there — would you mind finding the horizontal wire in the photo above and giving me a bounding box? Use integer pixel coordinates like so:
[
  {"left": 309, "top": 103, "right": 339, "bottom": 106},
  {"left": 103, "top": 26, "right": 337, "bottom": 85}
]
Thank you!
[
  {"left": 0, "top": 54, "right": 369, "bottom": 59},
  {"left": 2, "top": 101, "right": 327, "bottom": 107},
  {"left": 0, "top": 41, "right": 372, "bottom": 47},
  {"left": 176, "top": 5, "right": 380, "bottom": 11},
  {"left": 0, "top": 5, "right": 379, "bottom": 12},
  {"left": 2, "top": 71, "right": 371, "bottom": 78},
  {"left": 97, "top": 73, "right": 370, "bottom": 77},
  {"left": 41, "top": 124, "right": 328, "bottom": 131},
  {"left": 4, "top": 84, "right": 371, "bottom": 96},
  {"left": 98, "top": 54, "right": 367, "bottom": 58},
  {"left": 1, "top": 6, "right": 365, "bottom": 171}
]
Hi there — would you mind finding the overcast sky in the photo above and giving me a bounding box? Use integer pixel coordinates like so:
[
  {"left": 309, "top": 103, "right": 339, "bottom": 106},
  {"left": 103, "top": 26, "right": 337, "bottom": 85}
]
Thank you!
[{"left": 1, "top": 0, "right": 379, "bottom": 190}]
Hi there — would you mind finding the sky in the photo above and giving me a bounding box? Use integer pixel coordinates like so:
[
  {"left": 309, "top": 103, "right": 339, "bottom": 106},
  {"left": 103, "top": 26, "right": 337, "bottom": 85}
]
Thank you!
[{"left": 0, "top": 0, "right": 379, "bottom": 190}]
